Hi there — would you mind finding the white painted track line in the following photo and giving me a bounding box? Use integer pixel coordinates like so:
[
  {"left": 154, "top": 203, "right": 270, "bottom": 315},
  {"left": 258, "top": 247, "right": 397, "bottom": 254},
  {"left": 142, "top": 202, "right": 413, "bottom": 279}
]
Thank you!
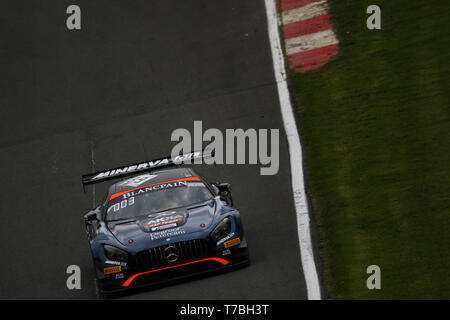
[{"left": 264, "top": 0, "right": 322, "bottom": 300}]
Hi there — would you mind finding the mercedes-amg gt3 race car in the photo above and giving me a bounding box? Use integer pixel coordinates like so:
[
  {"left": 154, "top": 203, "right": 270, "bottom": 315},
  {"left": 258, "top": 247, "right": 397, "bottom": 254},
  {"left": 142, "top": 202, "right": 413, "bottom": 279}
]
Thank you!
[{"left": 82, "top": 152, "right": 249, "bottom": 293}]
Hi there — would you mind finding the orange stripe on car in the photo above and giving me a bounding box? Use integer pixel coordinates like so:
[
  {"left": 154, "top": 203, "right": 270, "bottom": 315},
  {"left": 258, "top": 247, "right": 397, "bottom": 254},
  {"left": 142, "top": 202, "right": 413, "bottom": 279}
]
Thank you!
[{"left": 121, "top": 257, "right": 230, "bottom": 287}]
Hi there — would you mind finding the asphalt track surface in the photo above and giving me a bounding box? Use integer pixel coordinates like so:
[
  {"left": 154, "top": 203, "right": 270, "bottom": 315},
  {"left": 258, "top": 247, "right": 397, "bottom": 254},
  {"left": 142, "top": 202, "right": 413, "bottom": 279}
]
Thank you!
[{"left": 0, "top": 0, "right": 312, "bottom": 299}]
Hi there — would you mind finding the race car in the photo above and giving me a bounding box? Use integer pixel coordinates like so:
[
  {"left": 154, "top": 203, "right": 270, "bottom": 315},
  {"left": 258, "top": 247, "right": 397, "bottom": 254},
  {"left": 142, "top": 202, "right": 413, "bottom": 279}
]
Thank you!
[{"left": 82, "top": 151, "right": 250, "bottom": 293}]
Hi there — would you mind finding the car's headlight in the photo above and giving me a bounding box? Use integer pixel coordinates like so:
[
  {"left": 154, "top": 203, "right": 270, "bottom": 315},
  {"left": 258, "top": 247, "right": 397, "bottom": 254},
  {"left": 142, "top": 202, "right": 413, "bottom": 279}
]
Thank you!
[
  {"left": 211, "top": 218, "right": 232, "bottom": 242},
  {"left": 103, "top": 245, "right": 128, "bottom": 262}
]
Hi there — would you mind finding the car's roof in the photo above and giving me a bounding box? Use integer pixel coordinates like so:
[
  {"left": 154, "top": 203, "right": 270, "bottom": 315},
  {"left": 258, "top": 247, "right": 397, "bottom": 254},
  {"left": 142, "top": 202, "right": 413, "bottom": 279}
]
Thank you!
[{"left": 106, "top": 167, "right": 201, "bottom": 199}]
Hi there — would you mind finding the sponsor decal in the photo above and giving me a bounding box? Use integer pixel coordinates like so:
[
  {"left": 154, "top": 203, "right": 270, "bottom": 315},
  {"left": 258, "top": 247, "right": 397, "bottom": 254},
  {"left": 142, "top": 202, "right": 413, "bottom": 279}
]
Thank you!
[
  {"left": 186, "top": 182, "right": 204, "bottom": 187},
  {"left": 93, "top": 159, "right": 170, "bottom": 182},
  {"left": 120, "top": 181, "right": 189, "bottom": 200},
  {"left": 117, "top": 174, "right": 158, "bottom": 188},
  {"left": 83, "top": 151, "right": 208, "bottom": 184},
  {"left": 141, "top": 211, "right": 188, "bottom": 232},
  {"left": 222, "top": 249, "right": 231, "bottom": 256},
  {"left": 224, "top": 237, "right": 241, "bottom": 248},
  {"left": 115, "top": 273, "right": 124, "bottom": 279},
  {"left": 150, "top": 222, "right": 179, "bottom": 231},
  {"left": 150, "top": 227, "right": 186, "bottom": 241},
  {"left": 104, "top": 260, "right": 127, "bottom": 266},
  {"left": 104, "top": 266, "right": 122, "bottom": 275},
  {"left": 217, "top": 232, "right": 235, "bottom": 246}
]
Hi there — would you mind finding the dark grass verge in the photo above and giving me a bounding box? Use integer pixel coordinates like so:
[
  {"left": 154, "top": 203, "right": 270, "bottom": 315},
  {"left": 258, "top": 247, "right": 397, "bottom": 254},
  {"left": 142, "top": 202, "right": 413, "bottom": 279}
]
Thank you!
[{"left": 287, "top": 0, "right": 450, "bottom": 299}]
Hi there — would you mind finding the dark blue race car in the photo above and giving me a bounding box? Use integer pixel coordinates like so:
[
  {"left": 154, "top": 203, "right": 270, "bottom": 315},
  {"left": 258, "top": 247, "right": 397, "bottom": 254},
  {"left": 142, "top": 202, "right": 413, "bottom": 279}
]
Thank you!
[{"left": 82, "top": 152, "right": 249, "bottom": 294}]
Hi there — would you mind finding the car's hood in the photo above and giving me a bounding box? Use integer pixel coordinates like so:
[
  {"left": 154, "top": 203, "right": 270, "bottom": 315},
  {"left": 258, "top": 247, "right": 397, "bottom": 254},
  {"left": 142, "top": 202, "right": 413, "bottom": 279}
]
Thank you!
[{"left": 106, "top": 199, "right": 216, "bottom": 247}]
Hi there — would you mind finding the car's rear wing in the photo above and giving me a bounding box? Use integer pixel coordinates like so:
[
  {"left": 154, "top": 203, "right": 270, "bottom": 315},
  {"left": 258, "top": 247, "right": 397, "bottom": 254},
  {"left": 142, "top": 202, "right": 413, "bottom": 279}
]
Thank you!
[{"left": 81, "top": 150, "right": 213, "bottom": 186}]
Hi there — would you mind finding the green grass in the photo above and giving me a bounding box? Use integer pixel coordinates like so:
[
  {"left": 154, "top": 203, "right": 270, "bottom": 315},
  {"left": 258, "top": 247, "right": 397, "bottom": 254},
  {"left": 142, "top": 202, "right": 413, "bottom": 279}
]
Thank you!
[{"left": 288, "top": 0, "right": 450, "bottom": 299}]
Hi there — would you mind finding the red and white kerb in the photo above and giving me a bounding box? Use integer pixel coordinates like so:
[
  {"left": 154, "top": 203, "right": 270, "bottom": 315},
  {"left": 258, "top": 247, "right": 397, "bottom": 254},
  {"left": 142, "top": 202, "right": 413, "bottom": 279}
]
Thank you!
[{"left": 276, "top": 0, "right": 339, "bottom": 72}]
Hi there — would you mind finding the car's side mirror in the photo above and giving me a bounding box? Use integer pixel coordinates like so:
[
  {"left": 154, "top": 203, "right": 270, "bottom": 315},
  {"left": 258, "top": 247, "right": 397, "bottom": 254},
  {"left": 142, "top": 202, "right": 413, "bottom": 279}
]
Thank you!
[
  {"left": 84, "top": 208, "right": 100, "bottom": 223},
  {"left": 216, "top": 182, "right": 230, "bottom": 191},
  {"left": 214, "top": 182, "right": 233, "bottom": 206}
]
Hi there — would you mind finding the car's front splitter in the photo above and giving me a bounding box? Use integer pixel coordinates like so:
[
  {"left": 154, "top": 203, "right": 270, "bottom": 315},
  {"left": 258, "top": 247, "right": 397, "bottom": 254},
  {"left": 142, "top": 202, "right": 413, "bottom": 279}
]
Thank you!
[{"left": 96, "top": 239, "right": 249, "bottom": 295}]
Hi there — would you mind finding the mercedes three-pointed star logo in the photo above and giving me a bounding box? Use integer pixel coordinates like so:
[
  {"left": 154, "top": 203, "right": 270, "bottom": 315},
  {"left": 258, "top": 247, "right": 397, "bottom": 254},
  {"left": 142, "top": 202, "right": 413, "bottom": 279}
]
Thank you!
[{"left": 164, "top": 246, "right": 179, "bottom": 263}]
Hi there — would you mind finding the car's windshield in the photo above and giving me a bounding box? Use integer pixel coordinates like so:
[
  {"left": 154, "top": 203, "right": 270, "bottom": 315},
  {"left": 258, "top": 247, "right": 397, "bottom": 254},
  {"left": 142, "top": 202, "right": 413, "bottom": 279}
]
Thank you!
[{"left": 105, "top": 180, "right": 213, "bottom": 221}]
